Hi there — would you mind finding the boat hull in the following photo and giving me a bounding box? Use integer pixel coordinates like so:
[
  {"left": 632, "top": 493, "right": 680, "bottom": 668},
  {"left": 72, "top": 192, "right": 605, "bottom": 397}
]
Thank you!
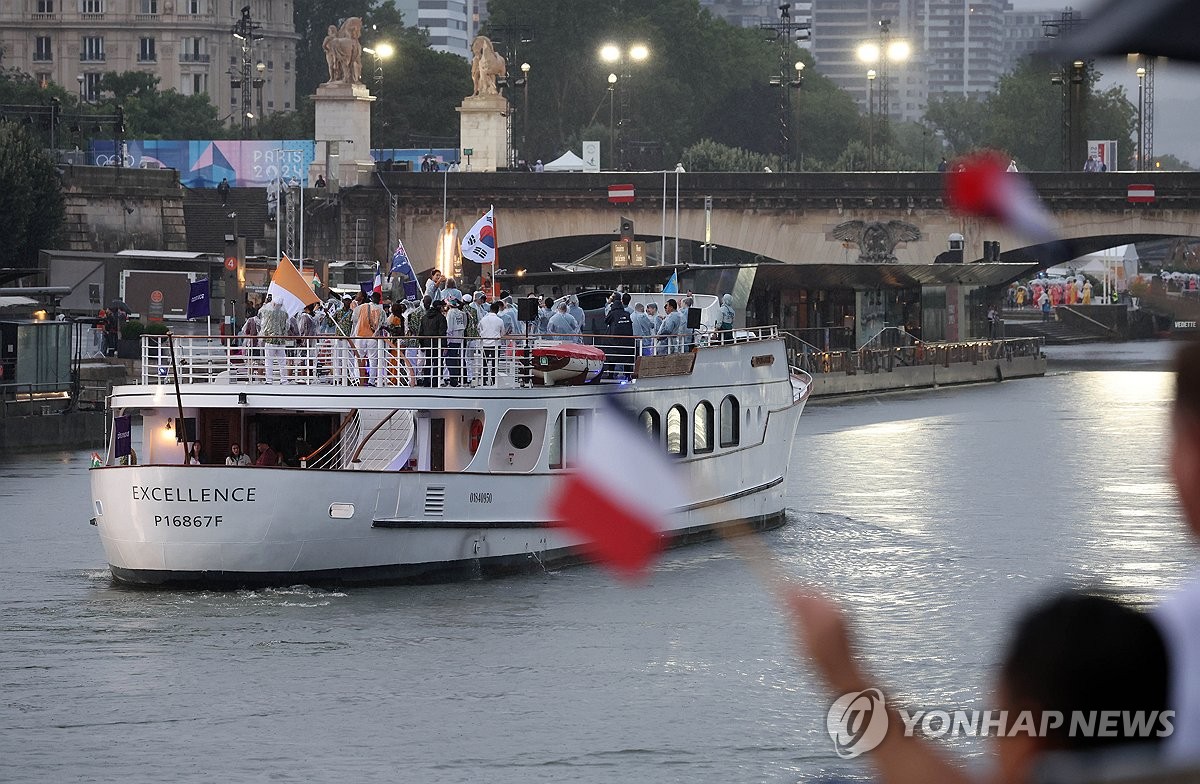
[
  {"left": 107, "top": 511, "right": 786, "bottom": 588},
  {"left": 89, "top": 334, "right": 808, "bottom": 587}
]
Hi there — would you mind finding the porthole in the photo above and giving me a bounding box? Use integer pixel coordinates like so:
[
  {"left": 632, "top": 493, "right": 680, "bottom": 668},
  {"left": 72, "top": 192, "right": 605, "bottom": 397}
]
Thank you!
[
  {"left": 329, "top": 503, "right": 355, "bottom": 519},
  {"left": 509, "top": 424, "right": 534, "bottom": 450}
]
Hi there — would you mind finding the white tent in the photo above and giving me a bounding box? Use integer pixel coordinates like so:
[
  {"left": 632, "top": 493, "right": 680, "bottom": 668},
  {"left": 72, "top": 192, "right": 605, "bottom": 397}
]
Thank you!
[{"left": 543, "top": 150, "right": 586, "bottom": 172}]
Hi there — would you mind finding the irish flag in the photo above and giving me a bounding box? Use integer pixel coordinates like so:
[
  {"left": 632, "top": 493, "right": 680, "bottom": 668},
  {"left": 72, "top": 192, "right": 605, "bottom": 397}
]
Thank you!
[
  {"left": 546, "top": 395, "right": 687, "bottom": 580},
  {"left": 268, "top": 255, "right": 321, "bottom": 317}
]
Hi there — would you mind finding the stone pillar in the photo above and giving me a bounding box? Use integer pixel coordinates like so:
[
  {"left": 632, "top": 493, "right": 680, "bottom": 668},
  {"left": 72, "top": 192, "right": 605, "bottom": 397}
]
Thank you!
[
  {"left": 311, "top": 82, "right": 376, "bottom": 187},
  {"left": 456, "top": 94, "right": 510, "bottom": 172}
]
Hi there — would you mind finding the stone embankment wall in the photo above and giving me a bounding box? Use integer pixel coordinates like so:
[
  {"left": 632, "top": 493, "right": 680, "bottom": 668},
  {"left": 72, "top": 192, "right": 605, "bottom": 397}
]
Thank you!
[
  {"left": 808, "top": 355, "right": 1046, "bottom": 397},
  {"left": 59, "top": 167, "right": 187, "bottom": 253}
]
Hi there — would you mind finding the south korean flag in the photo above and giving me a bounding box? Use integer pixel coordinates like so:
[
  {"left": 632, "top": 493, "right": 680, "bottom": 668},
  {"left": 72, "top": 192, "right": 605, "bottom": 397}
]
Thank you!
[{"left": 460, "top": 207, "right": 497, "bottom": 265}]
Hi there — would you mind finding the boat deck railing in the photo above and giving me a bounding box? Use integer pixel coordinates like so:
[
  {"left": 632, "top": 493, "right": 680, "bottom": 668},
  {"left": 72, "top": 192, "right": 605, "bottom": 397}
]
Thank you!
[
  {"left": 780, "top": 332, "right": 1045, "bottom": 376},
  {"left": 138, "top": 326, "right": 781, "bottom": 387}
]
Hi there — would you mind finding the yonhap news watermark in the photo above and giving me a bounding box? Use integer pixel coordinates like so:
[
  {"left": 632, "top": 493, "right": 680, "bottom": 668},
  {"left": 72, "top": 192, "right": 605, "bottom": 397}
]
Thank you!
[{"left": 826, "top": 689, "right": 1174, "bottom": 760}]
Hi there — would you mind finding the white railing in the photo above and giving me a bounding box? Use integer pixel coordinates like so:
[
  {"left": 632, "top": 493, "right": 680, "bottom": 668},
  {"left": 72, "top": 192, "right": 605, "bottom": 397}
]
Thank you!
[
  {"left": 300, "top": 410, "right": 360, "bottom": 469},
  {"left": 350, "top": 410, "right": 415, "bottom": 471},
  {"left": 140, "top": 327, "right": 780, "bottom": 388}
]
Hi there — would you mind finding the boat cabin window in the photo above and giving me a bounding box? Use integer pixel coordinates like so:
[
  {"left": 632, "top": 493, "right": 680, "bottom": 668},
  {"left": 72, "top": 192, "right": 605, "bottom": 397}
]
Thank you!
[
  {"left": 639, "top": 408, "right": 660, "bottom": 443},
  {"left": 693, "top": 401, "right": 714, "bottom": 454},
  {"left": 720, "top": 395, "right": 740, "bottom": 447},
  {"left": 666, "top": 404, "right": 687, "bottom": 457},
  {"left": 549, "top": 408, "right": 592, "bottom": 470}
]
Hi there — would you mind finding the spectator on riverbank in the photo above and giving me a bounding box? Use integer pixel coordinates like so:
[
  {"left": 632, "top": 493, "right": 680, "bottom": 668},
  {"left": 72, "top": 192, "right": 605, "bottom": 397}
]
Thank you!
[{"left": 787, "top": 587, "right": 1170, "bottom": 784}]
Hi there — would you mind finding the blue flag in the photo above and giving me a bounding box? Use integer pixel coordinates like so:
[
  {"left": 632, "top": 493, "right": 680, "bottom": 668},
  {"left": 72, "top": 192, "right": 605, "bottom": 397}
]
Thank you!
[
  {"left": 662, "top": 271, "right": 679, "bottom": 294},
  {"left": 186, "top": 279, "right": 210, "bottom": 320},
  {"left": 113, "top": 415, "right": 132, "bottom": 458},
  {"left": 391, "top": 240, "right": 421, "bottom": 300}
]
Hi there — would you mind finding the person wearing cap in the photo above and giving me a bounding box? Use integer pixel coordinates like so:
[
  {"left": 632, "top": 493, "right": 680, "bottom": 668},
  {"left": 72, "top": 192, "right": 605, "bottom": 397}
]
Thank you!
[{"left": 331, "top": 295, "right": 355, "bottom": 384}]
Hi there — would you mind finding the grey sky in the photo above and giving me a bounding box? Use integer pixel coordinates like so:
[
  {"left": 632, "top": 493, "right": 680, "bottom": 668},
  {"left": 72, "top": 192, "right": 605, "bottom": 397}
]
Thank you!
[{"left": 1008, "top": 0, "right": 1199, "bottom": 167}]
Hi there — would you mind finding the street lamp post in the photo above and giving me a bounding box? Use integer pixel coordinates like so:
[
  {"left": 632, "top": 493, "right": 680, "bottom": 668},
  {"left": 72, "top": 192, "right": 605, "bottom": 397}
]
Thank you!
[
  {"left": 760, "top": 3, "right": 811, "bottom": 172},
  {"left": 521, "top": 62, "right": 530, "bottom": 163},
  {"left": 362, "top": 41, "right": 393, "bottom": 89},
  {"left": 607, "top": 72, "right": 618, "bottom": 167},
  {"left": 1136, "top": 65, "right": 1146, "bottom": 171},
  {"left": 674, "top": 162, "right": 684, "bottom": 265},
  {"left": 866, "top": 69, "right": 876, "bottom": 170},
  {"left": 600, "top": 42, "right": 649, "bottom": 170}
]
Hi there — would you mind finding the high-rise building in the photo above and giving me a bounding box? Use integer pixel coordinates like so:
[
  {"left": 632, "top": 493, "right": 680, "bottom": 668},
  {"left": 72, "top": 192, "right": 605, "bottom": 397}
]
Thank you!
[
  {"left": 705, "top": 1, "right": 1056, "bottom": 124},
  {"left": 0, "top": 0, "right": 297, "bottom": 120}
]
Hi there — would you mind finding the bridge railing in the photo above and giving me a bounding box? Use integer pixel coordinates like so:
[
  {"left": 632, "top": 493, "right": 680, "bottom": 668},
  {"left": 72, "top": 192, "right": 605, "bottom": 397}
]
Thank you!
[{"left": 783, "top": 336, "right": 1044, "bottom": 376}]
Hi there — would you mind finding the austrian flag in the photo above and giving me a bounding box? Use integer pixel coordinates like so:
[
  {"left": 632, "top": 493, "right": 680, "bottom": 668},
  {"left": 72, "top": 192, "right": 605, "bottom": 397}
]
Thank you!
[{"left": 547, "top": 396, "right": 688, "bottom": 579}]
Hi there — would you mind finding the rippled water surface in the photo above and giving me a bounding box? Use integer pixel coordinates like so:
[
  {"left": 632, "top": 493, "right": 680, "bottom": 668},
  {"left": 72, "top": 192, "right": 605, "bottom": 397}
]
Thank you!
[{"left": 1, "top": 342, "right": 1194, "bottom": 783}]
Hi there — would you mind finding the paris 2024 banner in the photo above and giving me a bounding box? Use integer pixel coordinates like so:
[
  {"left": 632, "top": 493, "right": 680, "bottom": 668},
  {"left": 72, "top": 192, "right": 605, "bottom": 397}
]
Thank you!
[{"left": 90, "top": 140, "right": 316, "bottom": 188}]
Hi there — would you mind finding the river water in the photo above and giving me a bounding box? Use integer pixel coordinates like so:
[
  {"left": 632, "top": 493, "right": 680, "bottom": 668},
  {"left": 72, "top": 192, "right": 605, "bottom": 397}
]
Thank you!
[{"left": 1, "top": 342, "right": 1194, "bottom": 784}]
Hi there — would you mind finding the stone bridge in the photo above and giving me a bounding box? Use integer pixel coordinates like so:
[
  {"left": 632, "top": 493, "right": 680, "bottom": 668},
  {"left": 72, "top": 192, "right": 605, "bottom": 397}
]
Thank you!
[{"left": 365, "top": 171, "right": 1200, "bottom": 272}]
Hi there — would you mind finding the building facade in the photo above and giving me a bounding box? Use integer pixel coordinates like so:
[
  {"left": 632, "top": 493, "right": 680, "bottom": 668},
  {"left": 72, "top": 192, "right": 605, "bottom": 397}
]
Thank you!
[
  {"left": 390, "top": 0, "right": 484, "bottom": 59},
  {"left": 0, "top": 0, "right": 297, "bottom": 122},
  {"left": 704, "top": 0, "right": 1056, "bottom": 124}
]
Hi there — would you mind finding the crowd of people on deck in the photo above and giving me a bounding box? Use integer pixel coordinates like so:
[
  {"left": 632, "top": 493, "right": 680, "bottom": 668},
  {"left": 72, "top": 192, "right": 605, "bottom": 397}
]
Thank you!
[{"left": 231, "top": 271, "right": 739, "bottom": 390}]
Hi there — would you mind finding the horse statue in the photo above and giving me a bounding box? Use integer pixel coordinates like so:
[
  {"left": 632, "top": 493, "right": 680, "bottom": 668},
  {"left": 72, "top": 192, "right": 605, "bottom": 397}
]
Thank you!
[
  {"left": 323, "top": 17, "right": 363, "bottom": 85},
  {"left": 470, "top": 35, "right": 506, "bottom": 96}
]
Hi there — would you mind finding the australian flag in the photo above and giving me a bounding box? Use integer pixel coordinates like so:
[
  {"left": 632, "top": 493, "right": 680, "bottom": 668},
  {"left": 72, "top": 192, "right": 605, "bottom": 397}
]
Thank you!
[{"left": 390, "top": 240, "right": 421, "bottom": 300}]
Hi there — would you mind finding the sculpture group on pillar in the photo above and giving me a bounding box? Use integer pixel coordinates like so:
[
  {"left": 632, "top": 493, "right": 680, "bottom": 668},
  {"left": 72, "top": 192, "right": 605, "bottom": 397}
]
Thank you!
[
  {"left": 470, "top": 35, "right": 507, "bottom": 97},
  {"left": 323, "top": 17, "right": 363, "bottom": 85}
]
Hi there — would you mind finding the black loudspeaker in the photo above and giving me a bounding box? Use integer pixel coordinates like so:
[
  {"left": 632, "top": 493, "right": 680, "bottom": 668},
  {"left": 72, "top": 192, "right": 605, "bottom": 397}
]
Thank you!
[
  {"left": 517, "top": 297, "right": 539, "bottom": 322},
  {"left": 686, "top": 307, "right": 702, "bottom": 329}
]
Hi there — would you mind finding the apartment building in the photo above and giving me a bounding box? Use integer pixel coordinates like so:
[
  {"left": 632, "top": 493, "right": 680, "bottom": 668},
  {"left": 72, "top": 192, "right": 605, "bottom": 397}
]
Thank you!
[
  {"left": 0, "top": 0, "right": 297, "bottom": 119},
  {"left": 704, "top": 0, "right": 1056, "bottom": 124},
  {"left": 391, "top": 0, "right": 484, "bottom": 59}
]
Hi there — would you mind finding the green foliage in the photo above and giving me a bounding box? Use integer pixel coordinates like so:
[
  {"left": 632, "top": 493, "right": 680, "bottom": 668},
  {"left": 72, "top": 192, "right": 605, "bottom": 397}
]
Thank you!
[
  {"left": 143, "top": 321, "right": 170, "bottom": 335},
  {"left": 97, "top": 71, "right": 227, "bottom": 139},
  {"left": 485, "top": 0, "right": 779, "bottom": 163},
  {"left": 924, "top": 57, "right": 1137, "bottom": 171},
  {"left": 0, "top": 121, "right": 64, "bottom": 265},
  {"left": 255, "top": 98, "right": 316, "bottom": 139},
  {"left": 365, "top": 6, "right": 472, "bottom": 147},
  {"left": 681, "top": 139, "right": 780, "bottom": 172},
  {"left": 121, "top": 320, "right": 147, "bottom": 340},
  {"left": 794, "top": 56, "right": 868, "bottom": 169}
]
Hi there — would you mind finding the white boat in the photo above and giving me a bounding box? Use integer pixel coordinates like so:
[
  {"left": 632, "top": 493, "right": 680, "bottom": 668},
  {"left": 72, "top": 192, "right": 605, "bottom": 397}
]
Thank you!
[{"left": 88, "top": 326, "right": 811, "bottom": 587}]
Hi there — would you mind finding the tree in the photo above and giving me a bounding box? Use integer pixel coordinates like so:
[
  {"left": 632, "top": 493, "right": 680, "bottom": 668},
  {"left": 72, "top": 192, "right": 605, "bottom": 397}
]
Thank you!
[
  {"left": 0, "top": 122, "right": 64, "bottom": 265},
  {"left": 924, "top": 57, "right": 1136, "bottom": 171},
  {"left": 682, "top": 139, "right": 780, "bottom": 172},
  {"left": 364, "top": 4, "right": 471, "bottom": 148},
  {"left": 484, "top": 0, "right": 780, "bottom": 163},
  {"left": 99, "top": 72, "right": 227, "bottom": 139}
]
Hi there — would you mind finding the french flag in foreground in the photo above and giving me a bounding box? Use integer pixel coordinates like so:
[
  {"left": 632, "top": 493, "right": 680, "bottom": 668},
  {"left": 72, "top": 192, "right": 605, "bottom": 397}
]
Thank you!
[
  {"left": 372, "top": 265, "right": 384, "bottom": 295},
  {"left": 547, "top": 396, "right": 688, "bottom": 580},
  {"left": 945, "top": 151, "right": 1058, "bottom": 244}
]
